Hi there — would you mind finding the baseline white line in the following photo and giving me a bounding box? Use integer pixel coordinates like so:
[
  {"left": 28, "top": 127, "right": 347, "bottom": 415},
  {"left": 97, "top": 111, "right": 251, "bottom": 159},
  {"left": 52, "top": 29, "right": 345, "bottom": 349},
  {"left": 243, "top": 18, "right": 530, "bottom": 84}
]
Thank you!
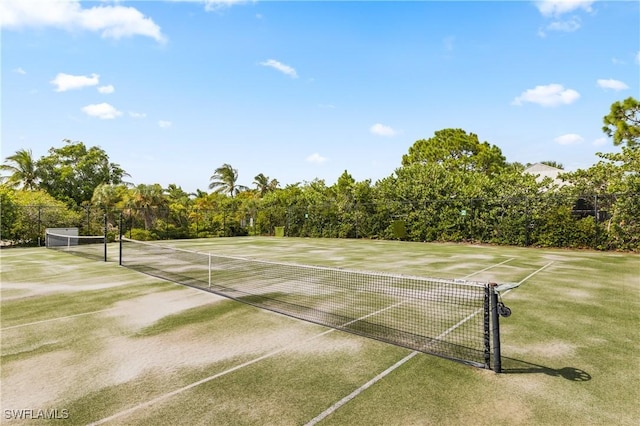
[{"left": 1, "top": 309, "right": 116, "bottom": 331}]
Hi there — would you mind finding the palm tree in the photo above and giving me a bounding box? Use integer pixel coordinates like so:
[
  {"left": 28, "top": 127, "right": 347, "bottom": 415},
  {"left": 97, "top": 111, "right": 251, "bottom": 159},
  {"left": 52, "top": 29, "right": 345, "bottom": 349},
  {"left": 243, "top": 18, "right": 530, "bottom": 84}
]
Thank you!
[
  {"left": 253, "top": 173, "right": 279, "bottom": 197},
  {"left": 0, "top": 148, "right": 39, "bottom": 190},
  {"left": 128, "top": 184, "right": 167, "bottom": 230},
  {"left": 209, "top": 163, "right": 248, "bottom": 197}
]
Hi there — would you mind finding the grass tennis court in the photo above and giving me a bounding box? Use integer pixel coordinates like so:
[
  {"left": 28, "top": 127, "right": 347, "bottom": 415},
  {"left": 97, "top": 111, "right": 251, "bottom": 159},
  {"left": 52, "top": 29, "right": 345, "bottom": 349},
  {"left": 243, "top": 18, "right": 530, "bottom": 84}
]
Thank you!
[{"left": 1, "top": 237, "right": 638, "bottom": 425}]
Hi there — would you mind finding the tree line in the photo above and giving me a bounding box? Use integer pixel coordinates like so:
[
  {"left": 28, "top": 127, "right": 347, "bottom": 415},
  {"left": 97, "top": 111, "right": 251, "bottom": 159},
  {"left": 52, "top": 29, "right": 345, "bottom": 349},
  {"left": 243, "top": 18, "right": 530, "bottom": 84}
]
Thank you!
[{"left": 1, "top": 98, "right": 638, "bottom": 250}]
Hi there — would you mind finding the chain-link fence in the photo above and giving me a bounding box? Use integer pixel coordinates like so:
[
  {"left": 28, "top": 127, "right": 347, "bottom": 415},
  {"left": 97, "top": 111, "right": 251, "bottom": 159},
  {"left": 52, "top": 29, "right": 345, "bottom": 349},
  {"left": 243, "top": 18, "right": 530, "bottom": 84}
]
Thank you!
[{"left": 2, "top": 193, "right": 638, "bottom": 250}]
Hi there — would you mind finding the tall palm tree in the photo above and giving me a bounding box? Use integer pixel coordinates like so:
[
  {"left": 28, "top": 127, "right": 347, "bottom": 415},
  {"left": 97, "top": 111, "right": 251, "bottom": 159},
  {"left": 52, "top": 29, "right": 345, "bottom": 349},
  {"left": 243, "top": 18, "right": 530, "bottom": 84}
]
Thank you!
[
  {"left": 128, "top": 184, "right": 167, "bottom": 230},
  {"left": 209, "top": 163, "right": 248, "bottom": 197},
  {"left": 253, "top": 173, "right": 280, "bottom": 197},
  {"left": 0, "top": 148, "right": 39, "bottom": 190}
]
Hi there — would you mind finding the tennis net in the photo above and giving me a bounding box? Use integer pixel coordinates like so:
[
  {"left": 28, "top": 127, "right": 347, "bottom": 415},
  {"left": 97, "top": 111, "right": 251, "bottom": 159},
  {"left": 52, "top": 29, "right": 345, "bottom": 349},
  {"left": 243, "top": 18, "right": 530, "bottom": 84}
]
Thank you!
[
  {"left": 46, "top": 231, "right": 107, "bottom": 261},
  {"left": 121, "top": 238, "right": 501, "bottom": 369}
]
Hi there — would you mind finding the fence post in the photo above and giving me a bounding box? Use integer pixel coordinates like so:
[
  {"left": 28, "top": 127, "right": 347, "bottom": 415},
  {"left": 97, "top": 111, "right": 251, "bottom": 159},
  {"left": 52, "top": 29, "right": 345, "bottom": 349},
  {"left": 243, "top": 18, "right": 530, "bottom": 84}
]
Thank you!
[
  {"left": 38, "top": 206, "right": 42, "bottom": 247},
  {"left": 103, "top": 213, "right": 108, "bottom": 262},
  {"left": 119, "top": 213, "right": 123, "bottom": 266},
  {"left": 593, "top": 194, "right": 599, "bottom": 249}
]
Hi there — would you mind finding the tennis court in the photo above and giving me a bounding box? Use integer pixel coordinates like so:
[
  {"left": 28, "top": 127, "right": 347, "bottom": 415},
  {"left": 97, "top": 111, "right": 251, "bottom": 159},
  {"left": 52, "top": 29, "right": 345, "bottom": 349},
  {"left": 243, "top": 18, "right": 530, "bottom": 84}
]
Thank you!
[{"left": 1, "top": 237, "right": 638, "bottom": 425}]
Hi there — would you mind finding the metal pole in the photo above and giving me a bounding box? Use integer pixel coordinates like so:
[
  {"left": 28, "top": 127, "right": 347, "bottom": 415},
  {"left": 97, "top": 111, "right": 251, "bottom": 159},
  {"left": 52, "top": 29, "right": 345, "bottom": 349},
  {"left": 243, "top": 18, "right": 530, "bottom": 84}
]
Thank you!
[
  {"left": 490, "top": 284, "right": 502, "bottom": 373},
  {"left": 103, "top": 213, "right": 108, "bottom": 262},
  {"left": 38, "top": 206, "right": 42, "bottom": 247},
  {"left": 119, "top": 213, "right": 123, "bottom": 266},
  {"left": 593, "top": 194, "right": 599, "bottom": 249},
  {"left": 484, "top": 285, "right": 491, "bottom": 369}
]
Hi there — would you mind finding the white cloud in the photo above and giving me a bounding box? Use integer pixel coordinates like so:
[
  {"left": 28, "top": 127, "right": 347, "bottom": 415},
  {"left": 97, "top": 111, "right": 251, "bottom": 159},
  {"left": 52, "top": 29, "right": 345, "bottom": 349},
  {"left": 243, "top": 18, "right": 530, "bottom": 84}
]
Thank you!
[
  {"left": 129, "top": 111, "right": 147, "bottom": 119},
  {"left": 158, "top": 120, "right": 172, "bottom": 128},
  {"left": 636, "top": 51, "right": 640, "bottom": 64},
  {"left": 370, "top": 123, "right": 397, "bottom": 137},
  {"left": 545, "top": 17, "right": 581, "bottom": 33},
  {"left": 535, "top": 1, "right": 594, "bottom": 36},
  {"left": 512, "top": 84, "right": 580, "bottom": 107},
  {"left": 554, "top": 133, "right": 584, "bottom": 145},
  {"left": 203, "top": 0, "right": 249, "bottom": 12},
  {"left": 535, "top": 0, "right": 595, "bottom": 18},
  {"left": 51, "top": 73, "right": 99, "bottom": 92},
  {"left": 306, "top": 153, "right": 328, "bottom": 164},
  {"left": 260, "top": 59, "right": 298, "bottom": 78},
  {"left": 81, "top": 103, "right": 122, "bottom": 119},
  {"left": 597, "top": 79, "right": 628, "bottom": 91},
  {"left": 97, "top": 84, "right": 115, "bottom": 94},
  {"left": 0, "top": 0, "right": 165, "bottom": 43},
  {"left": 593, "top": 137, "right": 607, "bottom": 147},
  {"left": 13, "top": 67, "right": 26, "bottom": 75}
]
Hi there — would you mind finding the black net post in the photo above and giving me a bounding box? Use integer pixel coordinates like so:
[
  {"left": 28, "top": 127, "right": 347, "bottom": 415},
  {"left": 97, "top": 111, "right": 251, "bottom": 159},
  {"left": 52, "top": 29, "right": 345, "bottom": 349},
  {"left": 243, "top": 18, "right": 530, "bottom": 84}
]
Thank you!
[
  {"left": 484, "top": 285, "right": 491, "bottom": 369},
  {"left": 490, "top": 284, "right": 502, "bottom": 372}
]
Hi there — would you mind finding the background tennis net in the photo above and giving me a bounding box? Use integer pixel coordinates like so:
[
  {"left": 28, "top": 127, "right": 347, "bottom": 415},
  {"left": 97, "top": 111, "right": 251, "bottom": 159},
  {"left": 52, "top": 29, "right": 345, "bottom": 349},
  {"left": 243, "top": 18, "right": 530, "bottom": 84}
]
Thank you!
[
  {"left": 121, "top": 238, "right": 499, "bottom": 369},
  {"left": 46, "top": 231, "right": 106, "bottom": 261}
]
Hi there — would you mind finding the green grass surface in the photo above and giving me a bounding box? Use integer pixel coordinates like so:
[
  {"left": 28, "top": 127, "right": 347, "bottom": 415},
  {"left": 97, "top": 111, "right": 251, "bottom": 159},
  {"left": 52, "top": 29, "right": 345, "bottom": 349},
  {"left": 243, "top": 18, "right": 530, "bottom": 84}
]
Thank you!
[{"left": 1, "top": 238, "right": 638, "bottom": 425}]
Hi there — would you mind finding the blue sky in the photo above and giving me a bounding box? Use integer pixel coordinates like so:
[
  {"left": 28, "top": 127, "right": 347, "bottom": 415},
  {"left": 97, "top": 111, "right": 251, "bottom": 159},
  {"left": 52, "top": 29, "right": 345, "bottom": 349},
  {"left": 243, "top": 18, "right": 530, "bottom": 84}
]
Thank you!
[{"left": 2, "top": 0, "right": 639, "bottom": 193}]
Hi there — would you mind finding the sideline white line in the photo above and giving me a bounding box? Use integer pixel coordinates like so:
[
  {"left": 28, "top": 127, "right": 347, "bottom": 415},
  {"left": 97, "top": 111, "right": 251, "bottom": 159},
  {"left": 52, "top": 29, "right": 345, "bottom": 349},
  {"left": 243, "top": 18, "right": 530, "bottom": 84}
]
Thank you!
[
  {"left": 304, "top": 258, "right": 553, "bottom": 425},
  {"left": 1, "top": 309, "right": 116, "bottom": 331},
  {"left": 306, "top": 351, "right": 419, "bottom": 426}
]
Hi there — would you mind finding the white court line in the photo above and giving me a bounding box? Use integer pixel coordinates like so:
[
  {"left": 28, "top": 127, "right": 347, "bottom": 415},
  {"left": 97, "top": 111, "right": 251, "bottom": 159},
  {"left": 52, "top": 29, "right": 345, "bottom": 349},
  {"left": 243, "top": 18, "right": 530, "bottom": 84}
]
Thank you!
[
  {"left": 305, "top": 351, "right": 420, "bottom": 426},
  {"left": 0, "top": 309, "right": 116, "bottom": 331},
  {"left": 461, "top": 257, "right": 515, "bottom": 279},
  {"left": 512, "top": 261, "right": 555, "bottom": 289},
  {"left": 304, "top": 259, "right": 553, "bottom": 426}
]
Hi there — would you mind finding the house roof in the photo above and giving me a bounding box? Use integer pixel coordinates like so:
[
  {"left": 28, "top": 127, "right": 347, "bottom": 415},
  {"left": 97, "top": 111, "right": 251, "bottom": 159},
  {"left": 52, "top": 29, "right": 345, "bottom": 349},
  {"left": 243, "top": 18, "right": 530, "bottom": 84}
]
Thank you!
[{"left": 524, "top": 163, "right": 564, "bottom": 186}]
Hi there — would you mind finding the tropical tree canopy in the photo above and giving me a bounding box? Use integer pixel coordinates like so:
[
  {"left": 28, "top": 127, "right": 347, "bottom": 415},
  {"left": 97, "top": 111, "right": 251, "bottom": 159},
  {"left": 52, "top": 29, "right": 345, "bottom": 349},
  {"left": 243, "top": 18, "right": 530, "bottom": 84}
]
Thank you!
[
  {"left": 0, "top": 148, "right": 39, "bottom": 190},
  {"left": 602, "top": 96, "right": 639, "bottom": 148},
  {"left": 36, "top": 139, "right": 129, "bottom": 205},
  {"left": 401, "top": 128, "right": 507, "bottom": 175},
  {"left": 209, "top": 163, "right": 248, "bottom": 197},
  {"left": 253, "top": 173, "right": 279, "bottom": 197}
]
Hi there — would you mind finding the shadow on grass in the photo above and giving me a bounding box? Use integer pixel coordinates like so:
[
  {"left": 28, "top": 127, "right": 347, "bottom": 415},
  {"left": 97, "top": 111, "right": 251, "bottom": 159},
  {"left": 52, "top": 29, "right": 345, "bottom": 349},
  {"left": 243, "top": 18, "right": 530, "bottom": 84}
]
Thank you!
[{"left": 500, "top": 357, "right": 592, "bottom": 381}]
